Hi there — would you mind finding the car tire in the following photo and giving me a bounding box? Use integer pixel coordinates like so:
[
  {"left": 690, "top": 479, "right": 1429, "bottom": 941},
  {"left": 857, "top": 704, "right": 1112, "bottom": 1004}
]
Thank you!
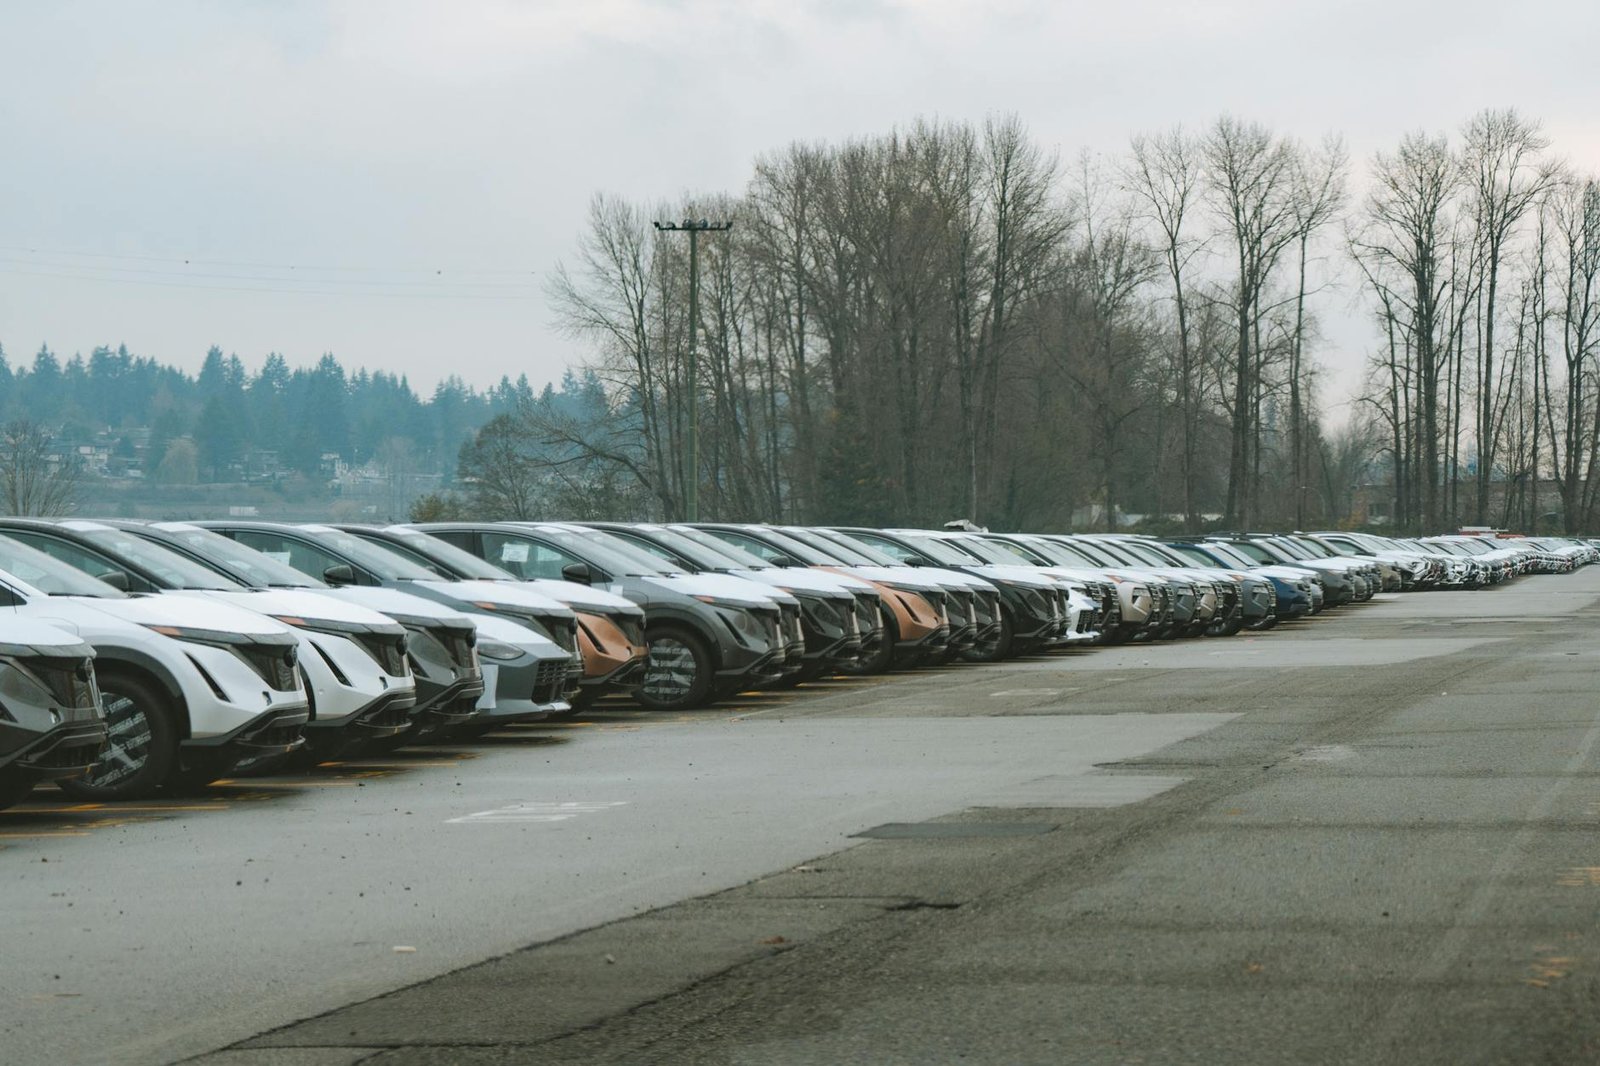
[
  {"left": 58, "top": 673, "right": 180, "bottom": 802},
  {"left": 635, "top": 624, "right": 715, "bottom": 711},
  {"left": 0, "top": 774, "right": 36, "bottom": 811}
]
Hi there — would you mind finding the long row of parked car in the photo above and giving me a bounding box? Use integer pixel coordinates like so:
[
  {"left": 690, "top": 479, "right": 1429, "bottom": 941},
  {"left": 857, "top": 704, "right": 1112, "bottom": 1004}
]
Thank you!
[{"left": 2, "top": 519, "right": 1594, "bottom": 811}]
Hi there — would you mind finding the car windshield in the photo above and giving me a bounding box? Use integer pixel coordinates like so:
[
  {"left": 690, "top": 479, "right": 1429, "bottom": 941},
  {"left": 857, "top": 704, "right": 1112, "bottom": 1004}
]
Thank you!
[
  {"left": 0, "top": 534, "right": 126, "bottom": 597},
  {"left": 1229, "top": 541, "right": 1281, "bottom": 565},
  {"left": 374, "top": 529, "right": 516, "bottom": 580},
  {"left": 700, "top": 527, "right": 838, "bottom": 566},
  {"left": 1055, "top": 539, "right": 1121, "bottom": 568},
  {"left": 1265, "top": 537, "right": 1314, "bottom": 560},
  {"left": 1116, "top": 541, "right": 1178, "bottom": 567},
  {"left": 77, "top": 528, "right": 246, "bottom": 591},
  {"left": 1170, "top": 544, "right": 1226, "bottom": 568},
  {"left": 980, "top": 537, "right": 1047, "bottom": 565},
  {"left": 297, "top": 527, "right": 443, "bottom": 580},
  {"left": 528, "top": 526, "right": 678, "bottom": 576},
  {"left": 758, "top": 524, "right": 857, "bottom": 560},
  {"left": 1033, "top": 539, "right": 1104, "bottom": 568},
  {"left": 625, "top": 526, "right": 746, "bottom": 571},
  {"left": 664, "top": 525, "right": 776, "bottom": 569},
  {"left": 1078, "top": 539, "right": 1145, "bottom": 567},
  {"left": 1286, "top": 537, "right": 1335, "bottom": 559},
  {"left": 151, "top": 525, "right": 322, "bottom": 588},
  {"left": 804, "top": 529, "right": 897, "bottom": 565},
  {"left": 946, "top": 536, "right": 1022, "bottom": 566},
  {"left": 898, "top": 532, "right": 981, "bottom": 566}
]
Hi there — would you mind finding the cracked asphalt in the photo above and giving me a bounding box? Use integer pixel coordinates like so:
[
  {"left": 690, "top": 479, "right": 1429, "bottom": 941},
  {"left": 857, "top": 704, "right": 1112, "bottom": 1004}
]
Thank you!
[{"left": 7, "top": 571, "right": 1600, "bottom": 1065}]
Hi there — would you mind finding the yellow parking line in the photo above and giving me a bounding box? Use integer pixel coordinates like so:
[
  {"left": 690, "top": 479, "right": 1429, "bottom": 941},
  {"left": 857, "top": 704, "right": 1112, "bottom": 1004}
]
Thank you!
[{"left": 0, "top": 830, "right": 91, "bottom": 839}]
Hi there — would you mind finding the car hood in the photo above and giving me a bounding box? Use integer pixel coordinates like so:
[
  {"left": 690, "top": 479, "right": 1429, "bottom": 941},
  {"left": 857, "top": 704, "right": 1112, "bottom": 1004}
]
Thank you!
[
  {"left": 729, "top": 567, "right": 868, "bottom": 597},
  {"left": 522, "top": 578, "right": 641, "bottom": 614},
  {"left": 84, "top": 592, "right": 295, "bottom": 637},
  {"left": 177, "top": 588, "right": 405, "bottom": 630},
  {"left": 471, "top": 612, "right": 563, "bottom": 655},
  {"left": 0, "top": 617, "right": 94, "bottom": 657},
  {"left": 404, "top": 578, "right": 575, "bottom": 616},
  {"left": 310, "top": 586, "right": 476, "bottom": 627},
  {"left": 644, "top": 572, "right": 790, "bottom": 608}
]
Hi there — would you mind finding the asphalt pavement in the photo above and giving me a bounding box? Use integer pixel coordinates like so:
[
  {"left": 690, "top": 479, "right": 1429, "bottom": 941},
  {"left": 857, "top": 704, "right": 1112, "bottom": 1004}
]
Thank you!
[{"left": 6, "top": 572, "right": 1600, "bottom": 1065}]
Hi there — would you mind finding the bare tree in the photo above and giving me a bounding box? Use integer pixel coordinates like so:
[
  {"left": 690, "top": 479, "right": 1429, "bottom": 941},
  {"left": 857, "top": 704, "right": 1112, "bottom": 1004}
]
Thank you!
[
  {"left": 1461, "top": 108, "right": 1556, "bottom": 520},
  {"left": 1126, "top": 126, "right": 1207, "bottom": 526},
  {"left": 1352, "top": 132, "right": 1457, "bottom": 530},
  {"left": 0, "top": 420, "right": 79, "bottom": 515},
  {"left": 1286, "top": 136, "right": 1348, "bottom": 527},
  {"left": 1203, "top": 117, "right": 1302, "bottom": 526}
]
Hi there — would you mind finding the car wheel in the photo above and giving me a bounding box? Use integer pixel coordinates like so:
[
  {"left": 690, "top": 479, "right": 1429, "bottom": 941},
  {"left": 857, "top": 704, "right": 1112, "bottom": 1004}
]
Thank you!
[
  {"left": 635, "top": 624, "right": 715, "bottom": 711},
  {"left": 58, "top": 673, "right": 179, "bottom": 802},
  {"left": 0, "top": 774, "right": 36, "bottom": 811}
]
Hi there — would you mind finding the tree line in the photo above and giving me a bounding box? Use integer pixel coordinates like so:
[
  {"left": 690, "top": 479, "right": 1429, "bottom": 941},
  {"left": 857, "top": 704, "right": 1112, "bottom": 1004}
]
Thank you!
[
  {"left": 456, "top": 108, "right": 1596, "bottom": 535},
  {"left": 0, "top": 341, "right": 539, "bottom": 484}
]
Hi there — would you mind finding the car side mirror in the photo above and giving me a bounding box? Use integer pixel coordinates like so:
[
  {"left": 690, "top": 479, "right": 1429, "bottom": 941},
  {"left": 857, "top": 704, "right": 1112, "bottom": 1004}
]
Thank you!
[
  {"left": 97, "top": 571, "right": 130, "bottom": 592},
  {"left": 771, "top": 555, "right": 797, "bottom": 568},
  {"left": 561, "top": 562, "right": 593, "bottom": 585},
  {"left": 323, "top": 563, "right": 357, "bottom": 586},
  {"left": 905, "top": 557, "right": 925, "bottom": 567}
]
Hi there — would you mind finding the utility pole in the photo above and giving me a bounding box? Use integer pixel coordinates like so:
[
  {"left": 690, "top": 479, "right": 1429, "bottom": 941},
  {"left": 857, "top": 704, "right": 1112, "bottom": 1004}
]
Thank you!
[{"left": 654, "top": 217, "right": 733, "bottom": 521}]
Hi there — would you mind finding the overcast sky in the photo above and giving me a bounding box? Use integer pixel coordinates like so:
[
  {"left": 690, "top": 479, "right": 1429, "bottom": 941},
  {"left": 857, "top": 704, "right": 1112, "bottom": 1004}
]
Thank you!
[{"left": 1, "top": 0, "right": 1595, "bottom": 413}]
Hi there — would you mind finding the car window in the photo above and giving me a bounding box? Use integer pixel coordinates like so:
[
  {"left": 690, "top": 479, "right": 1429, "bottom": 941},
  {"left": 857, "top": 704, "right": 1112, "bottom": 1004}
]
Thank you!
[
  {"left": 484, "top": 532, "right": 581, "bottom": 581},
  {"left": 230, "top": 531, "right": 351, "bottom": 582},
  {"left": 2, "top": 532, "right": 158, "bottom": 593},
  {"left": 704, "top": 529, "right": 793, "bottom": 564}
]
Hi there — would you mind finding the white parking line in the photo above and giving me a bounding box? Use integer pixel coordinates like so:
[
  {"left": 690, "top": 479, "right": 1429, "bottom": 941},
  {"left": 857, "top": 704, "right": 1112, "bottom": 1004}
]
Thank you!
[
  {"left": 446, "top": 801, "right": 628, "bottom": 824},
  {"left": 990, "top": 688, "right": 1078, "bottom": 699}
]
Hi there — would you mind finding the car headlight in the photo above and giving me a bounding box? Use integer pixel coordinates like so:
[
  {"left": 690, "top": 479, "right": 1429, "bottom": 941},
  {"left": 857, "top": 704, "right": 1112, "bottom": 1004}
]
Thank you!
[
  {"left": 476, "top": 640, "right": 524, "bottom": 661},
  {"left": 697, "top": 599, "right": 765, "bottom": 639}
]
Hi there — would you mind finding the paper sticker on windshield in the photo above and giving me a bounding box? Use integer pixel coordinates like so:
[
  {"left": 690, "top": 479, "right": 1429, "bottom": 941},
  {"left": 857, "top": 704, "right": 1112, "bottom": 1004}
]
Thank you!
[{"left": 499, "top": 544, "right": 529, "bottom": 564}]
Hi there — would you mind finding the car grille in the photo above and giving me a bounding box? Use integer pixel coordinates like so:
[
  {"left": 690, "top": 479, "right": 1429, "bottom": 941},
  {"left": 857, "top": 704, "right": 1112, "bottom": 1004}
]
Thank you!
[
  {"left": 23, "top": 656, "right": 100, "bottom": 711},
  {"left": 803, "top": 597, "right": 843, "bottom": 630},
  {"left": 780, "top": 603, "right": 804, "bottom": 650},
  {"left": 538, "top": 617, "right": 579, "bottom": 654},
  {"left": 233, "top": 642, "right": 300, "bottom": 692},
  {"left": 21, "top": 729, "right": 105, "bottom": 769},
  {"left": 531, "top": 656, "right": 572, "bottom": 703},
  {"left": 438, "top": 626, "right": 477, "bottom": 670},
  {"left": 353, "top": 632, "right": 409, "bottom": 676},
  {"left": 616, "top": 615, "right": 646, "bottom": 647}
]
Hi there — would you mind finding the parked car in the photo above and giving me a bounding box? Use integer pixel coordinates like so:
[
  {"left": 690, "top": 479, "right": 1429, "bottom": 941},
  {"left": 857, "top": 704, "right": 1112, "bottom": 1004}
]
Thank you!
[
  {"left": 658, "top": 523, "right": 888, "bottom": 674},
  {"left": 0, "top": 618, "right": 106, "bottom": 811},
  {"left": 830, "top": 527, "right": 1075, "bottom": 658},
  {"left": 196, "top": 522, "right": 573, "bottom": 728},
  {"left": 0, "top": 535, "right": 309, "bottom": 799},
  {"left": 415, "top": 522, "right": 798, "bottom": 710},
  {"left": 0, "top": 519, "right": 418, "bottom": 756},
  {"left": 692, "top": 523, "right": 961, "bottom": 668},
  {"left": 118, "top": 521, "right": 488, "bottom": 738},
  {"left": 584, "top": 522, "right": 871, "bottom": 685},
  {"left": 339, "top": 524, "right": 649, "bottom": 710},
  {"left": 1037, "top": 535, "right": 1197, "bottom": 639}
]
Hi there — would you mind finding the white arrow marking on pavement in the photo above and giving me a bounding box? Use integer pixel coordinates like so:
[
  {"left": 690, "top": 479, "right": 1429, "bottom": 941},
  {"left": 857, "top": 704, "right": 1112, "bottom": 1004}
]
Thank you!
[{"left": 447, "top": 801, "right": 628, "bottom": 824}]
